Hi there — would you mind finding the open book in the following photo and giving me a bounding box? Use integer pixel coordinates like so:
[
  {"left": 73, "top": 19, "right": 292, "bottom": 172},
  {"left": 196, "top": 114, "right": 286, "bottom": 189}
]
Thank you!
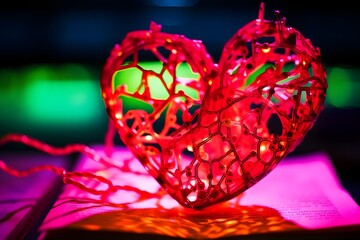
[{"left": 38, "top": 145, "right": 360, "bottom": 239}]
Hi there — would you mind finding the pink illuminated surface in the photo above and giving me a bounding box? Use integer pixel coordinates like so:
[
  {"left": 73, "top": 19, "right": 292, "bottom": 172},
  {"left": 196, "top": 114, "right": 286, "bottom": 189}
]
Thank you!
[{"left": 38, "top": 146, "right": 360, "bottom": 239}]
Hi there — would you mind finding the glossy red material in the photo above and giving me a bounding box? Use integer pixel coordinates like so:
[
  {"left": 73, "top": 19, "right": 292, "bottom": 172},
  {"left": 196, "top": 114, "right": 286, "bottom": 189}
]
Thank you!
[{"left": 100, "top": 5, "right": 328, "bottom": 209}]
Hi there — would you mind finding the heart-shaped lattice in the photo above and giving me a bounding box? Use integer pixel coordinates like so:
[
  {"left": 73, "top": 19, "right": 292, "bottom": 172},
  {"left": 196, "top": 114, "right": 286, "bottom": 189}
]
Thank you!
[{"left": 100, "top": 8, "right": 327, "bottom": 209}]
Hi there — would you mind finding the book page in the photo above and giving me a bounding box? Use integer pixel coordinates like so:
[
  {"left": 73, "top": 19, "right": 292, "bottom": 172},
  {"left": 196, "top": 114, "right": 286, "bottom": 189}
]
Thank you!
[
  {"left": 0, "top": 152, "right": 69, "bottom": 240},
  {"left": 39, "top": 145, "right": 360, "bottom": 239},
  {"left": 233, "top": 152, "right": 360, "bottom": 229}
]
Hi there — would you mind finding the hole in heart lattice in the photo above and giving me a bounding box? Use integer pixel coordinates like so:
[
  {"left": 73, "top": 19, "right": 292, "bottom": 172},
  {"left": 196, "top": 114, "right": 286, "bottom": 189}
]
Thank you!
[{"left": 101, "top": 8, "right": 327, "bottom": 209}]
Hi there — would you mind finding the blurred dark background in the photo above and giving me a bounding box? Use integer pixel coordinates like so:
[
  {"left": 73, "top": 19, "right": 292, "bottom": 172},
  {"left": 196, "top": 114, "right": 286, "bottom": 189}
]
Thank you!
[
  {"left": 0, "top": 0, "right": 359, "bottom": 202},
  {"left": 2, "top": 0, "right": 360, "bottom": 67}
]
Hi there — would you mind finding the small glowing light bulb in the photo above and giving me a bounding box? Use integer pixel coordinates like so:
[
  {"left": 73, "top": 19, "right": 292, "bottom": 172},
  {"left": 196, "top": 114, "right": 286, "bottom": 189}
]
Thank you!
[{"left": 261, "top": 43, "right": 271, "bottom": 53}]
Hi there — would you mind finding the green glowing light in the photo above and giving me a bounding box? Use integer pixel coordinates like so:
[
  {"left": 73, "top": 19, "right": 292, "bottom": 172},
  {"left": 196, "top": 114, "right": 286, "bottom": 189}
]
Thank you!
[
  {"left": 1, "top": 63, "right": 360, "bottom": 137},
  {"left": 121, "top": 95, "right": 154, "bottom": 114},
  {"left": 326, "top": 67, "right": 360, "bottom": 108},
  {"left": 0, "top": 64, "right": 104, "bottom": 129},
  {"left": 114, "top": 61, "right": 200, "bottom": 101},
  {"left": 24, "top": 78, "right": 101, "bottom": 125},
  {"left": 244, "top": 64, "right": 270, "bottom": 88}
]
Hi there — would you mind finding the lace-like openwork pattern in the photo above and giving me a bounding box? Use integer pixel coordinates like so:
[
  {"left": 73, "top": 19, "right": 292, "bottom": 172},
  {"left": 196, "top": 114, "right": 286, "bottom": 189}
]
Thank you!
[{"left": 101, "top": 6, "right": 327, "bottom": 209}]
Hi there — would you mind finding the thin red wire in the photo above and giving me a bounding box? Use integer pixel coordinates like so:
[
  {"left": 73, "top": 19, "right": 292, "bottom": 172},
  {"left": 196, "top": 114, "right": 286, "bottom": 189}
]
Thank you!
[{"left": 0, "top": 133, "right": 160, "bottom": 202}]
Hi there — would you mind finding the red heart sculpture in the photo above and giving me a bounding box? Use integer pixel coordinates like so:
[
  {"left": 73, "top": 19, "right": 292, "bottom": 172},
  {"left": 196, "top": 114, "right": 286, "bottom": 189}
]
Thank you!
[{"left": 100, "top": 8, "right": 327, "bottom": 209}]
